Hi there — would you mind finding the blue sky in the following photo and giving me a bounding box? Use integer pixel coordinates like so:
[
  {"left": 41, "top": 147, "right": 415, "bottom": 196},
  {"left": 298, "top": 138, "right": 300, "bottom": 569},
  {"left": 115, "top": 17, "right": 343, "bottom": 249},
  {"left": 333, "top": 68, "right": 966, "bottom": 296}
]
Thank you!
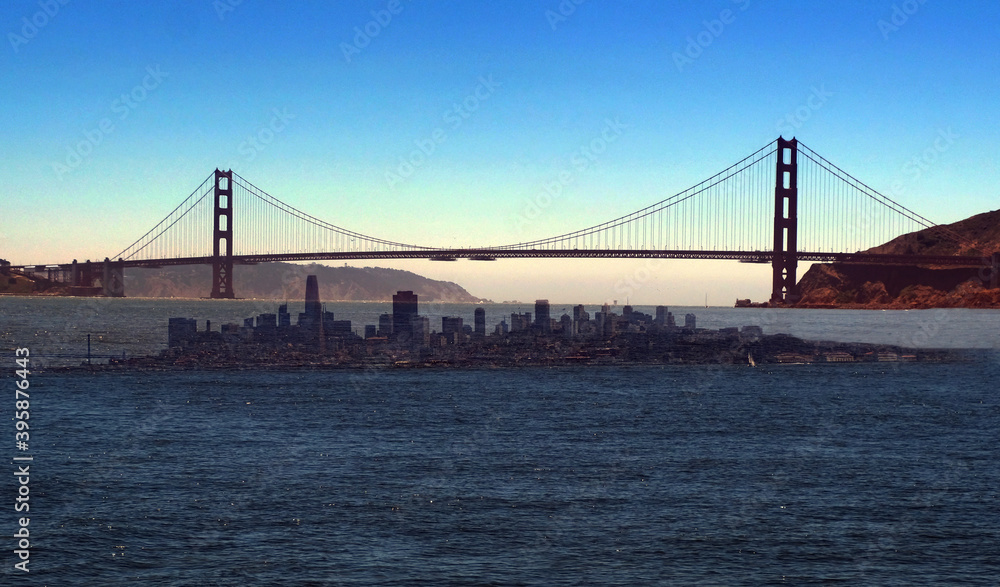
[{"left": 2, "top": 0, "right": 998, "bottom": 304}]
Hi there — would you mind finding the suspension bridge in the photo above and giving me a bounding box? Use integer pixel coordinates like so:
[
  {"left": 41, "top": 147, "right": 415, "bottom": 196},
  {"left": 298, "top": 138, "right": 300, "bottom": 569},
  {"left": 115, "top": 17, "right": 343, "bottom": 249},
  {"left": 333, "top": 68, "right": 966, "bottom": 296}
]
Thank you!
[{"left": 7, "top": 138, "right": 989, "bottom": 304}]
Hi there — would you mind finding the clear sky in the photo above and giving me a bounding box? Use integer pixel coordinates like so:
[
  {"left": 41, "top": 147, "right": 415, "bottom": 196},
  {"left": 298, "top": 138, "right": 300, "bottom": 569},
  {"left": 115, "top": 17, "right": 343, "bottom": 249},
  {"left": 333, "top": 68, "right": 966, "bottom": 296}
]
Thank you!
[{"left": 2, "top": 0, "right": 998, "bottom": 304}]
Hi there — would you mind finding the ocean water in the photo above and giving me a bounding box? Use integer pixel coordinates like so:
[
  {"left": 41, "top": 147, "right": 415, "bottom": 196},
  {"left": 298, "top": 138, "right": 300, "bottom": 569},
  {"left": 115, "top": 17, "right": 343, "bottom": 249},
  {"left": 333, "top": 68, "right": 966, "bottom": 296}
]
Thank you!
[{"left": 2, "top": 299, "right": 1000, "bottom": 584}]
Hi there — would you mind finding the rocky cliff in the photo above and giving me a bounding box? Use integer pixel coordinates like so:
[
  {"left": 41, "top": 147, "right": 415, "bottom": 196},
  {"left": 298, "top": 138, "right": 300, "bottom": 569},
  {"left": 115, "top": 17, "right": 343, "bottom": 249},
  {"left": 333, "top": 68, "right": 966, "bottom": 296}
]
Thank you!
[
  {"left": 795, "top": 210, "right": 1000, "bottom": 308},
  {"left": 124, "top": 263, "right": 486, "bottom": 302}
]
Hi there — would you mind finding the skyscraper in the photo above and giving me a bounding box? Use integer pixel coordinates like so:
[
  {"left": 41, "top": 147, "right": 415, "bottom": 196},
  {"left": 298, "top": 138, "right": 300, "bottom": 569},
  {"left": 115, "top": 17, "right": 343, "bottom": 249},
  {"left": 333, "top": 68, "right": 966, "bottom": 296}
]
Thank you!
[
  {"left": 378, "top": 313, "right": 392, "bottom": 337},
  {"left": 392, "top": 290, "right": 419, "bottom": 342},
  {"left": 474, "top": 307, "right": 486, "bottom": 337},
  {"left": 299, "top": 275, "right": 322, "bottom": 334},
  {"left": 535, "top": 299, "right": 550, "bottom": 333},
  {"left": 655, "top": 306, "right": 667, "bottom": 326}
]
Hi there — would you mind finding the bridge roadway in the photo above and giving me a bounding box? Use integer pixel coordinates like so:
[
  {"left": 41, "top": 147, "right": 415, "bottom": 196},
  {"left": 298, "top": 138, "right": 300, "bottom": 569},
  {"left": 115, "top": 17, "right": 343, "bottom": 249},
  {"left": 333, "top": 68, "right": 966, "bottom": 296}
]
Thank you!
[{"left": 11, "top": 250, "right": 995, "bottom": 271}]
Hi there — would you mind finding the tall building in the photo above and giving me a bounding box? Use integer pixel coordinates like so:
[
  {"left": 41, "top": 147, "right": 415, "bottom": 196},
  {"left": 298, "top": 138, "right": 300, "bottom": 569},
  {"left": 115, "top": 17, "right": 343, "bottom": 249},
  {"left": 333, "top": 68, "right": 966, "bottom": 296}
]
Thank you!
[
  {"left": 298, "top": 275, "right": 323, "bottom": 345},
  {"left": 378, "top": 313, "right": 392, "bottom": 337},
  {"left": 655, "top": 306, "right": 667, "bottom": 326},
  {"left": 411, "top": 316, "right": 430, "bottom": 345},
  {"left": 474, "top": 307, "right": 486, "bottom": 337},
  {"left": 442, "top": 316, "right": 463, "bottom": 334},
  {"left": 685, "top": 313, "right": 696, "bottom": 329},
  {"left": 535, "top": 300, "right": 551, "bottom": 333},
  {"left": 510, "top": 312, "right": 531, "bottom": 332},
  {"left": 392, "top": 291, "right": 418, "bottom": 341},
  {"left": 560, "top": 314, "right": 573, "bottom": 338},
  {"left": 304, "top": 275, "right": 321, "bottom": 325}
]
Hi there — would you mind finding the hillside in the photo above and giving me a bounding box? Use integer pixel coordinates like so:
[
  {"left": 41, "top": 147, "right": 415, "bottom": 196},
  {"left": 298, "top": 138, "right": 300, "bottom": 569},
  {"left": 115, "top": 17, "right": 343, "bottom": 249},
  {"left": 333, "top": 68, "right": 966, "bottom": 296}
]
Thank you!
[
  {"left": 795, "top": 209, "right": 1000, "bottom": 308},
  {"left": 123, "top": 263, "right": 486, "bottom": 302}
]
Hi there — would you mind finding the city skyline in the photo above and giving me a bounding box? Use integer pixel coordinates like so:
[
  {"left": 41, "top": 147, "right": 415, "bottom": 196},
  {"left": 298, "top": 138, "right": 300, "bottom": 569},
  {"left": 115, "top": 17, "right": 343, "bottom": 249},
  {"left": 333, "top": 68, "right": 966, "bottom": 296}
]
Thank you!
[{"left": 3, "top": 1, "right": 998, "bottom": 305}]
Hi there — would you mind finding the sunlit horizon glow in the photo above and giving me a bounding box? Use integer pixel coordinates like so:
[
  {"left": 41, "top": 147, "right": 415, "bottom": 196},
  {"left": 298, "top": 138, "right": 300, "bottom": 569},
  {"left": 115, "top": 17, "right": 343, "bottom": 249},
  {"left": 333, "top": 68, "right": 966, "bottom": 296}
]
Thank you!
[{"left": 2, "top": 1, "right": 998, "bottom": 304}]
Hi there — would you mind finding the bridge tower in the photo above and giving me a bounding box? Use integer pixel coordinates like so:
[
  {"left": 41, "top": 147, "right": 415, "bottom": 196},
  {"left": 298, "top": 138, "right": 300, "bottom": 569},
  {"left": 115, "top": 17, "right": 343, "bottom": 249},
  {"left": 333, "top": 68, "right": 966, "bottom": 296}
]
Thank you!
[
  {"left": 102, "top": 257, "right": 125, "bottom": 297},
  {"left": 771, "top": 137, "right": 800, "bottom": 305},
  {"left": 211, "top": 169, "right": 235, "bottom": 299}
]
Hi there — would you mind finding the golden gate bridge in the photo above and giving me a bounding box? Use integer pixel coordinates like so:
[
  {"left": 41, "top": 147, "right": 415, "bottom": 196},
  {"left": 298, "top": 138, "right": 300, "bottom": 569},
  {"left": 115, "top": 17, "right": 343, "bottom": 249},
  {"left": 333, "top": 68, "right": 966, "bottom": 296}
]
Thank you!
[{"left": 7, "top": 138, "right": 990, "bottom": 304}]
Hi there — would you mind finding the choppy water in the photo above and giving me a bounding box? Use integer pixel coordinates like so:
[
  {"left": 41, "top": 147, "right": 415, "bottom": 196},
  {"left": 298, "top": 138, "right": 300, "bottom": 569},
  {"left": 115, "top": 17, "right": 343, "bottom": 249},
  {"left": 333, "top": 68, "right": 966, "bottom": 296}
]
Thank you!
[{"left": 1, "top": 298, "right": 999, "bottom": 584}]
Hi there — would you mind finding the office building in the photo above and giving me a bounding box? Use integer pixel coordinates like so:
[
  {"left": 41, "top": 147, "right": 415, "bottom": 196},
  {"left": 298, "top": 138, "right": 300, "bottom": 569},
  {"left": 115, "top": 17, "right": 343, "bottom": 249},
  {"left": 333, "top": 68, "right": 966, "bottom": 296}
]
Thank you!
[
  {"left": 412, "top": 316, "right": 430, "bottom": 345},
  {"left": 510, "top": 312, "right": 531, "bottom": 332},
  {"left": 392, "top": 291, "right": 419, "bottom": 341},
  {"left": 442, "top": 316, "right": 464, "bottom": 337},
  {"left": 535, "top": 299, "right": 551, "bottom": 333},
  {"left": 378, "top": 313, "right": 392, "bottom": 337},
  {"left": 301, "top": 275, "right": 322, "bottom": 331},
  {"left": 655, "top": 306, "right": 667, "bottom": 326},
  {"left": 474, "top": 307, "right": 486, "bottom": 337}
]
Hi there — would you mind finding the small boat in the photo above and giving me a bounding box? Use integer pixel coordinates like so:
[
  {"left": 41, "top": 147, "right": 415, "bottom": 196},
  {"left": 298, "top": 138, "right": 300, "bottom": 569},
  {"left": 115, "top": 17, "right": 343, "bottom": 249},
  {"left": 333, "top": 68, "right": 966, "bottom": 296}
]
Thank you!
[{"left": 748, "top": 353, "right": 756, "bottom": 367}]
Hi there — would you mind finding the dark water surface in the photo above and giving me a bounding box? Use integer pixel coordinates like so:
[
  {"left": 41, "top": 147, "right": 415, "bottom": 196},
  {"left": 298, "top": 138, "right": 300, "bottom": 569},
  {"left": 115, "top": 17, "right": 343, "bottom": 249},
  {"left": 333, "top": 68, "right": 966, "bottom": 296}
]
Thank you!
[{"left": 7, "top": 363, "right": 999, "bottom": 585}]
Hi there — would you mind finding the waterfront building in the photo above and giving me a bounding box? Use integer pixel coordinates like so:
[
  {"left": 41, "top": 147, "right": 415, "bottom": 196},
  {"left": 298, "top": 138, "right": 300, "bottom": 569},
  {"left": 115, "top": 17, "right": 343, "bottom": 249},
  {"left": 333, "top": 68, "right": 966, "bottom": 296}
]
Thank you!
[
  {"left": 365, "top": 325, "right": 377, "bottom": 339},
  {"left": 167, "top": 317, "right": 197, "bottom": 348},
  {"left": 685, "top": 313, "right": 696, "bottom": 330}
]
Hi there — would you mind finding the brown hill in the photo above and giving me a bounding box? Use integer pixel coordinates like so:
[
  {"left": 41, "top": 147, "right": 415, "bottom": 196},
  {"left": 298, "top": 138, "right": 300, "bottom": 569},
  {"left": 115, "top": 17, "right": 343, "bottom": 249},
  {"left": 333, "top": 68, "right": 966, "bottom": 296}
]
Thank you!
[
  {"left": 123, "top": 262, "right": 486, "bottom": 302},
  {"left": 795, "top": 210, "right": 1000, "bottom": 308}
]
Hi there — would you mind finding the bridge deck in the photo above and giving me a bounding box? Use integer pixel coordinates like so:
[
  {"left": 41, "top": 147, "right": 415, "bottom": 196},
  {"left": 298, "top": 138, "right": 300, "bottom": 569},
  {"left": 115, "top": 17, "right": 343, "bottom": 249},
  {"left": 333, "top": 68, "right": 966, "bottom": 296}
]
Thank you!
[{"left": 11, "top": 250, "right": 993, "bottom": 271}]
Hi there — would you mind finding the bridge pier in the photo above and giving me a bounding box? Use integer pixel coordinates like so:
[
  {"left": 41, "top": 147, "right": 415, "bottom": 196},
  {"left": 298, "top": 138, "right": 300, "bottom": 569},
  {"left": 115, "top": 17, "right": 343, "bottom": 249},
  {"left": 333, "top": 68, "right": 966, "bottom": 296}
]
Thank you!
[
  {"left": 102, "top": 257, "right": 125, "bottom": 297},
  {"left": 211, "top": 169, "right": 235, "bottom": 299},
  {"left": 771, "top": 137, "right": 800, "bottom": 305}
]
